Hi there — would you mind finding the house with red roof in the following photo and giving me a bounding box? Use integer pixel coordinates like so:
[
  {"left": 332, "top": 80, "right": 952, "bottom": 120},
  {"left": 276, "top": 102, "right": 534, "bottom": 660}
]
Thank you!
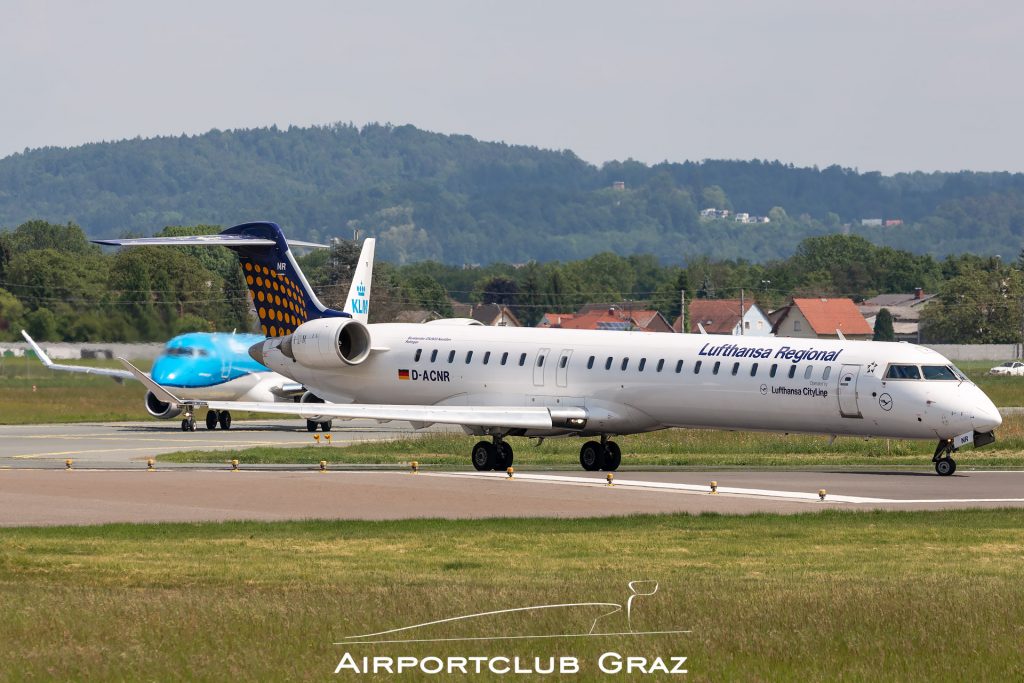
[
  {"left": 771, "top": 298, "right": 873, "bottom": 340},
  {"left": 545, "top": 306, "right": 673, "bottom": 333},
  {"left": 673, "top": 299, "right": 773, "bottom": 336}
]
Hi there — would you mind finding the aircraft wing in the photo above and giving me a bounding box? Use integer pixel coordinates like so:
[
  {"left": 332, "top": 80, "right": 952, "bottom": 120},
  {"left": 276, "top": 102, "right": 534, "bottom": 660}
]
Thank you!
[
  {"left": 118, "top": 358, "right": 581, "bottom": 430},
  {"left": 22, "top": 331, "right": 135, "bottom": 382},
  {"left": 92, "top": 235, "right": 328, "bottom": 249}
]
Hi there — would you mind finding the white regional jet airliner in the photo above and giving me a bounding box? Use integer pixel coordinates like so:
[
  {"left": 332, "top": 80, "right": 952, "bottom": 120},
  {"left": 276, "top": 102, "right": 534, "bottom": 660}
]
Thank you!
[{"left": 103, "top": 222, "right": 1001, "bottom": 476}]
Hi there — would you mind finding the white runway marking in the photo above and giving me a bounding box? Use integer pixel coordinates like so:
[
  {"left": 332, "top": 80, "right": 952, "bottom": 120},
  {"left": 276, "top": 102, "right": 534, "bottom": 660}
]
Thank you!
[{"left": 429, "top": 471, "right": 1024, "bottom": 505}]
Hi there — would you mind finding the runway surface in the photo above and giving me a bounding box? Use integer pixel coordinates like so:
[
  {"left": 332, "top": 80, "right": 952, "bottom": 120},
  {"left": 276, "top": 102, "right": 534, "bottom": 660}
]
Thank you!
[
  {"left": 2, "top": 468, "right": 1023, "bottom": 526},
  {"left": 0, "top": 420, "right": 434, "bottom": 468}
]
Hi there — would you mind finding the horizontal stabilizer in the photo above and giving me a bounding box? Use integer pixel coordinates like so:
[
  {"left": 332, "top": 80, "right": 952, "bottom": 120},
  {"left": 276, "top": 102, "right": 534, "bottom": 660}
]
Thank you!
[{"left": 92, "top": 235, "right": 328, "bottom": 248}]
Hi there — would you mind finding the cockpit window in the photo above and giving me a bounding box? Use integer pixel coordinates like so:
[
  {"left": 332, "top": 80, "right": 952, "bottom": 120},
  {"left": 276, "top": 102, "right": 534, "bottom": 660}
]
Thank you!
[
  {"left": 922, "top": 365, "right": 957, "bottom": 381},
  {"left": 165, "top": 347, "right": 208, "bottom": 358},
  {"left": 885, "top": 364, "right": 921, "bottom": 380}
]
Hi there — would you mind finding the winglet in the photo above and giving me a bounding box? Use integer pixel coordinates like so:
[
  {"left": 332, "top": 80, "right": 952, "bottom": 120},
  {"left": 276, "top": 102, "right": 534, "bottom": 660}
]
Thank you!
[
  {"left": 20, "top": 330, "right": 53, "bottom": 366},
  {"left": 117, "top": 358, "right": 188, "bottom": 406}
]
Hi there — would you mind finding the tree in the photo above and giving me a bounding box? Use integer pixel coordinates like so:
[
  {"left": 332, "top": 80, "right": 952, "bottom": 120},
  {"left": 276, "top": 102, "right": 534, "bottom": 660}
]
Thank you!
[
  {"left": 24, "top": 308, "right": 57, "bottom": 341},
  {"left": 920, "top": 264, "right": 1024, "bottom": 343},
  {"left": 0, "top": 287, "right": 25, "bottom": 340},
  {"left": 873, "top": 308, "right": 896, "bottom": 341}
]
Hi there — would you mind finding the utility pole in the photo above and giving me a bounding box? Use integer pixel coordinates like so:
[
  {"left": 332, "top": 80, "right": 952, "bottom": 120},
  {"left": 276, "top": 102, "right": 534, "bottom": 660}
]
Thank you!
[
  {"left": 739, "top": 288, "right": 745, "bottom": 336},
  {"left": 680, "top": 289, "right": 685, "bottom": 333}
]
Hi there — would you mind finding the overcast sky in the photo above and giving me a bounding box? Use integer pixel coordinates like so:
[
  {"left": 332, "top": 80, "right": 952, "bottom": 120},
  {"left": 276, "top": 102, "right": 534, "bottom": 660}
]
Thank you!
[{"left": 1, "top": 1, "right": 1022, "bottom": 173}]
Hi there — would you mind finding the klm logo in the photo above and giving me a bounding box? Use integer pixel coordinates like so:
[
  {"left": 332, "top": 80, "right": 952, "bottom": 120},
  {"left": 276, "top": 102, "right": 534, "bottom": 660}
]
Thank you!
[{"left": 351, "top": 282, "right": 368, "bottom": 314}]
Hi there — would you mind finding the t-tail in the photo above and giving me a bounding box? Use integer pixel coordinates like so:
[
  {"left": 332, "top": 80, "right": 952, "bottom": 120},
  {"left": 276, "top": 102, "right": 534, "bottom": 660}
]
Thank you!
[
  {"left": 94, "top": 222, "right": 374, "bottom": 336},
  {"left": 344, "top": 237, "right": 374, "bottom": 324}
]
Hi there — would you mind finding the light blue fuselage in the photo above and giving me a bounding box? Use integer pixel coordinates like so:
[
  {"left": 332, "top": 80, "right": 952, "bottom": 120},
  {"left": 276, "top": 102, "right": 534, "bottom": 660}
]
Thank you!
[{"left": 150, "top": 333, "right": 268, "bottom": 388}]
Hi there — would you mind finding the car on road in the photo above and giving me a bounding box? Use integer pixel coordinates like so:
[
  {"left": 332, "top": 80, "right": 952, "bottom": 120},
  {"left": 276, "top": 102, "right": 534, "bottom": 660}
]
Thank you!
[{"left": 989, "top": 361, "right": 1024, "bottom": 376}]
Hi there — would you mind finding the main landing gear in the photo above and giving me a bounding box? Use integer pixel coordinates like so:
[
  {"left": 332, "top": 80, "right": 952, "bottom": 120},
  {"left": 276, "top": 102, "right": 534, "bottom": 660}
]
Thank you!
[
  {"left": 579, "top": 436, "right": 621, "bottom": 472},
  {"left": 471, "top": 436, "right": 513, "bottom": 471},
  {"left": 306, "top": 420, "right": 333, "bottom": 433},
  {"left": 932, "top": 438, "right": 958, "bottom": 476},
  {"left": 204, "top": 410, "right": 232, "bottom": 430}
]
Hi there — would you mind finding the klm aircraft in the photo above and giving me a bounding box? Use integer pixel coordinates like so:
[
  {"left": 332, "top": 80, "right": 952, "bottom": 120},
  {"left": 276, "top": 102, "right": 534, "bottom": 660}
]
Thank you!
[{"left": 21, "top": 230, "right": 375, "bottom": 432}]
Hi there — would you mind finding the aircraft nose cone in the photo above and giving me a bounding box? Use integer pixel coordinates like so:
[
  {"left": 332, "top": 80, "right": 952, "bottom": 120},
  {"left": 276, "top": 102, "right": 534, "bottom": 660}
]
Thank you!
[
  {"left": 248, "top": 341, "right": 266, "bottom": 366},
  {"left": 974, "top": 401, "right": 1002, "bottom": 433}
]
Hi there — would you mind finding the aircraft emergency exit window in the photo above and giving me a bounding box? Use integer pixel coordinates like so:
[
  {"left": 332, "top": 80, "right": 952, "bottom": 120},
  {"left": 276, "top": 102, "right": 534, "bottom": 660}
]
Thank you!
[
  {"left": 560, "top": 356, "right": 568, "bottom": 369},
  {"left": 447, "top": 350, "right": 456, "bottom": 363},
  {"left": 501, "top": 352, "right": 509, "bottom": 365},
  {"left": 713, "top": 361, "right": 721, "bottom": 375},
  {"left": 885, "top": 364, "right": 921, "bottom": 380},
  {"left": 804, "top": 365, "right": 813, "bottom": 379},
  {"left": 587, "top": 355, "right": 595, "bottom": 369},
  {"left": 923, "top": 365, "right": 957, "bottom": 380},
  {"left": 483, "top": 351, "right": 490, "bottom": 365},
  {"left": 750, "top": 362, "right": 759, "bottom": 376},
  {"left": 414, "top": 349, "right": 422, "bottom": 362},
  {"left": 605, "top": 357, "right": 613, "bottom": 370},
  {"left": 770, "top": 364, "right": 778, "bottom": 378},
  {"left": 822, "top": 366, "right": 831, "bottom": 380},
  {"left": 657, "top": 359, "right": 665, "bottom": 372},
  {"left": 537, "top": 354, "right": 545, "bottom": 367},
  {"left": 638, "top": 358, "right": 646, "bottom": 371},
  {"left": 694, "top": 360, "right": 702, "bottom": 374},
  {"left": 788, "top": 365, "right": 797, "bottom": 379},
  {"left": 430, "top": 350, "right": 438, "bottom": 363},
  {"left": 621, "top": 358, "right": 629, "bottom": 371},
  {"left": 466, "top": 351, "right": 473, "bottom": 364},
  {"left": 518, "top": 353, "right": 527, "bottom": 366},
  {"left": 675, "top": 360, "right": 683, "bottom": 373}
]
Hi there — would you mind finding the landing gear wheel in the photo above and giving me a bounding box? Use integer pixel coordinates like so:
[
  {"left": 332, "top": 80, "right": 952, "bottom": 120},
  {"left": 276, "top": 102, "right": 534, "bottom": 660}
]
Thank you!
[
  {"left": 306, "top": 420, "right": 318, "bottom": 432},
  {"left": 181, "top": 415, "right": 196, "bottom": 432},
  {"left": 206, "top": 411, "right": 219, "bottom": 430},
  {"left": 602, "top": 441, "right": 622, "bottom": 471},
  {"left": 472, "top": 441, "right": 497, "bottom": 471},
  {"left": 181, "top": 418, "right": 189, "bottom": 432},
  {"left": 320, "top": 421, "right": 332, "bottom": 433},
  {"left": 497, "top": 442, "right": 514, "bottom": 469},
  {"left": 580, "top": 441, "right": 603, "bottom": 471},
  {"left": 935, "top": 457, "right": 957, "bottom": 476},
  {"left": 218, "top": 411, "right": 232, "bottom": 430}
]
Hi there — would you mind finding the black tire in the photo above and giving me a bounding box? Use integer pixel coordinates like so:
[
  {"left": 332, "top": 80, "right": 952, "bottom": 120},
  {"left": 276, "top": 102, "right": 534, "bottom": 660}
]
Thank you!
[
  {"left": 187, "top": 416, "right": 197, "bottom": 432},
  {"left": 218, "top": 411, "right": 232, "bottom": 430},
  {"left": 497, "top": 442, "right": 514, "bottom": 469},
  {"left": 180, "top": 418, "right": 189, "bottom": 432},
  {"left": 306, "top": 420, "right": 318, "bottom": 432},
  {"left": 206, "top": 411, "right": 219, "bottom": 430},
  {"left": 580, "top": 441, "right": 603, "bottom": 471},
  {"left": 321, "top": 421, "right": 332, "bottom": 433},
  {"left": 472, "top": 441, "right": 497, "bottom": 471},
  {"left": 602, "top": 441, "right": 622, "bottom": 471},
  {"left": 935, "top": 458, "right": 956, "bottom": 476}
]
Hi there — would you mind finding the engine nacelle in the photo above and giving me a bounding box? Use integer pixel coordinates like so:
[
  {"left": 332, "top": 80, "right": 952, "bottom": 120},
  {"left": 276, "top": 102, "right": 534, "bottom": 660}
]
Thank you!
[
  {"left": 145, "top": 391, "right": 182, "bottom": 420},
  {"left": 284, "top": 318, "right": 372, "bottom": 369}
]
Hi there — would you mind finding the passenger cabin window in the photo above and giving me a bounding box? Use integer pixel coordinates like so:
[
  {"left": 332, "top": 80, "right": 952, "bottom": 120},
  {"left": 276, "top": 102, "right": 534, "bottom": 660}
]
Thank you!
[
  {"left": 430, "top": 350, "right": 438, "bottom": 363},
  {"left": 537, "top": 354, "right": 545, "bottom": 367},
  {"left": 694, "top": 360, "right": 702, "bottom": 374},
  {"left": 885, "top": 364, "right": 921, "bottom": 380},
  {"left": 804, "top": 365, "right": 813, "bottom": 379},
  {"left": 447, "top": 350, "right": 455, "bottom": 363},
  {"left": 483, "top": 351, "right": 490, "bottom": 365},
  {"left": 750, "top": 362, "right": 759, "bottom": 376},
  {"left": 731, "top": 362, "right": 740, "bottom": 376},
  {"left": 605, "top": 357, "right": 613, "bottom": 370},
  {"left": 770, "top": 364, "right": 778, "bottom": 378},
  {"left": 788, "top": 365, "right": 797, "bottom": 379},
  {"left": 922, "top": 365, "right": 958, "bottom": 380},
  {"left": 713, "top": 361, "right": 721, "bottom": 375},
  {"left": 518, "top": 353, "right": 527, "bottom": 367},
  {"left": 587, "top": 356, "right": 595, "bottom": 370},
  {"left": 675, "top": 360, "right": 683, "bottom": 373},
  {"left": 501, "top": 352, "right": 508, "bottom": 366},
  {"left": 822, "top": 366, "right": 831, "bottom": 380},
  {"left": 560, "top": 356, "right": 568, "bottom": 369},
  {"left": 621, "top": 358, "right": 629, "bottom": 371},
  {"left": 465, "top": 351, "right": 473, "bottom": 364},
  {"left": 414, "top": 349, "right": 422, "bottom": 362},
  {"left": 657, "top": 359, "right": 665, "bottom": 372},
  {"left": 638, "top": 358, "right": 646, "bottom": 372}
]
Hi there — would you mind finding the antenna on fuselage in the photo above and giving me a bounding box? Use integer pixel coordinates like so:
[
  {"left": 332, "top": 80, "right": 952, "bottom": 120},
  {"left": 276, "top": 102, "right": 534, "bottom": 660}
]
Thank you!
[
  {"left": 697, "top": 323, "right": 708, "bottom": 335},
  {"left": 836, "top": 329, "right": 847, "bottom": 341}
]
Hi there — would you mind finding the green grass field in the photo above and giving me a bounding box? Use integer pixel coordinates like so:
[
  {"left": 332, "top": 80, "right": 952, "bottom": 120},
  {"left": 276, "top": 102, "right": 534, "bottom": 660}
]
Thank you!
[{"left": 1, "top": 510, "right": 1021, "bottom": 680}]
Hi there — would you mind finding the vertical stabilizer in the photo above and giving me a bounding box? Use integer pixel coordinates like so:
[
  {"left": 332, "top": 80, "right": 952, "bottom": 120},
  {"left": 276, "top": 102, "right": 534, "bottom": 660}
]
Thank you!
[{"left": 343, "top": 239, "right": 375, "bottom": 324}]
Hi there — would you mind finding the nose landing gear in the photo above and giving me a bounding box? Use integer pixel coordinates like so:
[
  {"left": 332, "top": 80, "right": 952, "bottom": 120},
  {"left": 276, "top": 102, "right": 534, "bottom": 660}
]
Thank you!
[{"left": 932, "top": 438, "right": 958, "bottom": 476}]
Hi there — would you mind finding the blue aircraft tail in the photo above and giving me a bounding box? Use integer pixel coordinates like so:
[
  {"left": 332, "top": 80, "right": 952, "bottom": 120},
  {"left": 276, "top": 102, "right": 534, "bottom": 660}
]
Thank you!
[{"left": 94, "top": 221, "right": 347, "bottom": 337}]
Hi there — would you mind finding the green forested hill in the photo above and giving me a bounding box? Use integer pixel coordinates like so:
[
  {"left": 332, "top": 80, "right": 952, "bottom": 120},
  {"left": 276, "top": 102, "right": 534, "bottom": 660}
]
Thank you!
[{"left": 1, "top": 123, "right": 1023, "bottom": 264}]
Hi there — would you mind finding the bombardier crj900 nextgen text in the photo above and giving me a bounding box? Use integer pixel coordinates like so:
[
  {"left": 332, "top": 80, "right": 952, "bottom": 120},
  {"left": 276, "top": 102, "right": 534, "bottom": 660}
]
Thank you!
[{"left": 102, "top": 222, "right": 1001, "bottom": 475}]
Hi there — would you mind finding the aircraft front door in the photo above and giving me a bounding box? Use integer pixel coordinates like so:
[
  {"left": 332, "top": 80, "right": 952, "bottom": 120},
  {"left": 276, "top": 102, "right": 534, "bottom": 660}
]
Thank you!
[{"left": 837, "top": 363, "right": 862, "bottom": 418}]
